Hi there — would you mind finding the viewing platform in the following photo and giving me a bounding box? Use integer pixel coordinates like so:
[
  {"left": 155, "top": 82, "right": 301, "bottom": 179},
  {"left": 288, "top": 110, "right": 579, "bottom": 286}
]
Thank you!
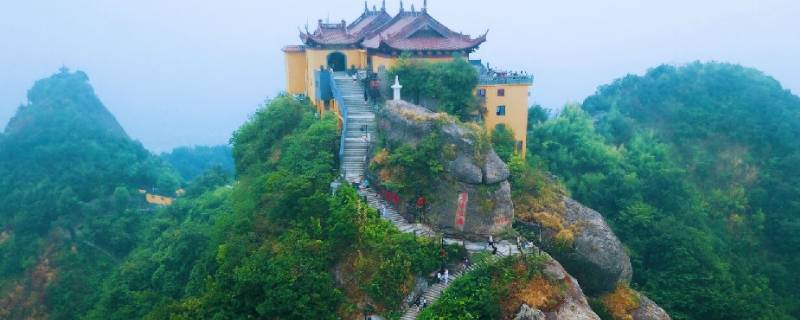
[{"left": 479, "top": 73, "right": 534, "bottom": 85}]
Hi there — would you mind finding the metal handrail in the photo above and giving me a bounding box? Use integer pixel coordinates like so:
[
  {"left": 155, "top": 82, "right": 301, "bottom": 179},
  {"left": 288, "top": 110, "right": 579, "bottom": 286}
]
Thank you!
[
  {"left": 479, "top": 75, "right": 534, "bottom": 85},
  {"left": 329, "top": 71, "right": 349, "bottom": 163}
]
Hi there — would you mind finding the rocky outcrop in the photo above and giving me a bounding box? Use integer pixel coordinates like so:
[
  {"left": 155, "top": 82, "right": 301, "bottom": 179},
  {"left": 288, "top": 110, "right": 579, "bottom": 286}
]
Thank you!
[
  {"left": 536, "top": 197, "right": 633, "bottom": 295},
  {"left": 516, "top": 257, "right": 600, "bottom": 320},
  {"left": 631, "top": 291, "right": 671, "bottom": 320},
  {"left": 514, "top": 305, "right": 545, "bottom": 320},
  {"left": 373, "top": 101, "right": 513, "bottom": 236}
]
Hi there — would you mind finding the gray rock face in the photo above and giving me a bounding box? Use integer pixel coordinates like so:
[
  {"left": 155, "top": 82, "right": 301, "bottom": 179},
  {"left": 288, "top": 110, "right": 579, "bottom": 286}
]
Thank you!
[
  {"left": 483, "top": 150, "right": 510, "bottom": 184},
  {"left": 542, "top": 261, "right": 566, "bottom": 281},
  {"left": 541, "top": 197, "right": 633, "bottom": 295},
  {"left": 447, "top": 154, "right": 483, "bottom": 184},
  {"left": 514, "top": 305, "right": 546, "bottom": 320},
  {"left": 543, "top": 258, "right": 601, "bottom": 320},
  {"left": 631, "top": 292, "right": 672, "bottom": 320},
  {"left": 374, "top": 101, "right": 514, "bottom": 236}
]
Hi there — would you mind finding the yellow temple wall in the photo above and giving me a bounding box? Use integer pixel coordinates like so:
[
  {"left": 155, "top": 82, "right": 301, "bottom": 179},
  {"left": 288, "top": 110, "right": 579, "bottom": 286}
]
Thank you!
[
  {"left": 302, "top": 49, "right": 367, "bottom": 107},
  {"left": 480, "top": 83, "right": 530, "bottom": 156},
  {"left": 146, "top": 193, "right": 174, "bottom": 206},
  {"left": 284, "top": 51, "right": 307, "bottom": 95}
]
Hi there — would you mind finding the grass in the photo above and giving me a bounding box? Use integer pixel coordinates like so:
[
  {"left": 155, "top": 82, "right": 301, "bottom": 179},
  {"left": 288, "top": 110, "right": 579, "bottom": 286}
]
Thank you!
[{"left": 600, "top": 283, "right": 641, "bottom": 320}]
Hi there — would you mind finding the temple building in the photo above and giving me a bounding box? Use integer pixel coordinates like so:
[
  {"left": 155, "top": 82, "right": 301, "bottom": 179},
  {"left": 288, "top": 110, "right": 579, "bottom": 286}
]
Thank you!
[{"left": 283, "top": 1, "right": 533, "bottom": 155}]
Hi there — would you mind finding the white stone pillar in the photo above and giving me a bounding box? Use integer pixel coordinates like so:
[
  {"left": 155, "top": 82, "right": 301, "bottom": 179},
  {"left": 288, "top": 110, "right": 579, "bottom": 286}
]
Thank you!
[{"left": 391, "top": 76, "right": 403, "bottom": 102}]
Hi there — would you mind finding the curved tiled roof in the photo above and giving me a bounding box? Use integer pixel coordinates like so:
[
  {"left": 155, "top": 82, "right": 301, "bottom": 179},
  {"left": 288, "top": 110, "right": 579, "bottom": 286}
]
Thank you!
[{"left": 300, "top": 8, "right": 485, "bottom": 52}]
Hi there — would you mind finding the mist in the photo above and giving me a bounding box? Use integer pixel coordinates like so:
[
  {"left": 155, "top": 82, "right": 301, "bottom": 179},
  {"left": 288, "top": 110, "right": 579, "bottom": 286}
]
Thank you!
[{"left": 1, "top": 0, "right": 798, "bottom": 151}]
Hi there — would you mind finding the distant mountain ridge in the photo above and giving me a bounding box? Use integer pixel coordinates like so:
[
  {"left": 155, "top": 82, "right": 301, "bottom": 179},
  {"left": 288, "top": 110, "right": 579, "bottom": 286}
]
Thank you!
[
  {"left": 0, "top": 68, "right": 179, "bottom": 319},
  {"left": 4, "top": 67, "right": 127, "bottom": 139}
]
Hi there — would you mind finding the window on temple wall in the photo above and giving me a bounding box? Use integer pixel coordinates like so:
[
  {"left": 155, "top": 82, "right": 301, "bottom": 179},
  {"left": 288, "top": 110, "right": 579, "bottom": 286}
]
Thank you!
[
  {"left": 496, "top": 105, "right": 506, "bottom": 116},
  {"left": 478, "top": 89, "right": 486, "bottom": 97},
  {"left": 516, "top": 141, "right": 523, "bottom": 152},
  {"left": 498, "top": 88, "right": 505, "bottom": 96}
]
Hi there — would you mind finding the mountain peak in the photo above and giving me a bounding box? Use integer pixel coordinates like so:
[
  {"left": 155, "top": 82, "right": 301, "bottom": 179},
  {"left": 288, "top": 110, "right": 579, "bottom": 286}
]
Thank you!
[{"left": 4, "top": 68, "right": 128, "bottom": 139}]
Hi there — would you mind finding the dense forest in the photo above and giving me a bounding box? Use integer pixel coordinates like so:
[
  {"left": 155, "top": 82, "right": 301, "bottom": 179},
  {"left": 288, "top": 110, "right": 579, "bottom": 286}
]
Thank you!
[
  {"left": 0, "top": 73, "right": 464, "bottom": 318},
  {"left": 161, "top": 145, "right": 234, "bottom": 181},
  {"left": 3, "top": 62, "right": 800, "bottom": 320},
  {"left": 0, "top": 69, "right": 181, "bottom": 318},
  {"left": 528, "top": 62, "right": 800, "bottom": 319}
]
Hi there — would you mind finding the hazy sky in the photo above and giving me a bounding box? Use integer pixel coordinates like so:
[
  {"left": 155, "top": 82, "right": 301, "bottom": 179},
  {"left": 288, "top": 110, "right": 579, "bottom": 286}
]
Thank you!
[{"left": 1, "top": 0, "right": 798, "bottom": 151}]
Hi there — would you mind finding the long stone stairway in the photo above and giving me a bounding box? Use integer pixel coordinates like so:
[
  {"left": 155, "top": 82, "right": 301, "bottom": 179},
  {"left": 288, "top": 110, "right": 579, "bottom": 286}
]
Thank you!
[
  {"left": 332, "top": 73, "right": 522, "bottom": 319},
  {"left": 398, "top": 255, "right": 499, "bottom": 320},
  {"left": 364, "top": 187, "right": 518, "bottom": 319},
  {"left": 333, "top": 72, "right": 375, "bottom": 183}
]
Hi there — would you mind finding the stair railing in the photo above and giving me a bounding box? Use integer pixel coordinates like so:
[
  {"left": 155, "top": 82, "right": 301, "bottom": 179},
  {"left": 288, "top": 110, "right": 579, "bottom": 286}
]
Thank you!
[{"left": 329, "top": 71, "right": 349, "bottom": 166}]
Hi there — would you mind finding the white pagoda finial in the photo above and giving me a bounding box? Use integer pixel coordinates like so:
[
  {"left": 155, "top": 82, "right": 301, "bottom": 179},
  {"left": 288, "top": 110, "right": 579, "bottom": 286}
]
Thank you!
[{"left": 392, "top": 76, "right": 403, "bottom": 102}]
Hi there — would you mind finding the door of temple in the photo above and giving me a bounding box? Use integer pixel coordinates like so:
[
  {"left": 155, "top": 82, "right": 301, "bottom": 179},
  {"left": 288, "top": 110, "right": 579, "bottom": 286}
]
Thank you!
[{"left": 327, "top": 52, "right": 347, "bottom": 72}]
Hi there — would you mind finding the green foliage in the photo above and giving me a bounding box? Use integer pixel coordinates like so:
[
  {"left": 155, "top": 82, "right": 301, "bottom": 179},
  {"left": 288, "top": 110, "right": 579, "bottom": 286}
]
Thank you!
[
  {"left": 80, "top": 96, "right": 455, "bottom": 319},
  {"left": 161, "top": 145, "right": 234, "bottom": 181},
  {"left": 371, "top": 133, "right": 446, "bottom": 199},
  {"left": 527, "top": 105, "right": 549, "bottom": 129},
  {"left": 491, "top": 124, "right": 516, "bottom": 163},
  {"left": 0, "top": 69, "right": 180, "bottom": 319},
  {"left": 387, "top": 56, "right": 480, "bottom": 121},
  {"left": 230, "top": 94, "right": 313, "bottom": 176},
  {"left": 419, "top": 254, "right": 550, "bottom": 320},
  {"left": 529, "top": 62, "right": 800, "bottom": 319},
  {"left": 183, "top": 165, "right": 233, "bottom": 197}
]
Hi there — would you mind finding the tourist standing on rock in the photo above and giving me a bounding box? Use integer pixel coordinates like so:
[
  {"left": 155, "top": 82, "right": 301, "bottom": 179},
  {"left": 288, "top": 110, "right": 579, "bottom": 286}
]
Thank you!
[
  {"left": 488, "top": 235, "right": 498, "bottom": 255},
  {"left": 444, "top": 269, "right": 449, "bottom": 285}
]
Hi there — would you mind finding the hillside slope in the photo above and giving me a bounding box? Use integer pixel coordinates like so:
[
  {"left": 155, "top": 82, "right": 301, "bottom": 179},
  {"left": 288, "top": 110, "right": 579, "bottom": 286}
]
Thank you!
[
  {"left": 529, "top": 62, "right": 800, "bottom": 319},
  {"left": 0, "top": 69, "right": 179, "bottom": 319}
]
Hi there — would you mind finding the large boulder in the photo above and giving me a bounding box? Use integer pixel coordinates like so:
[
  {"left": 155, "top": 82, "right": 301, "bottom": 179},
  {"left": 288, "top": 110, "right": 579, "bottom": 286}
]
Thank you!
[
  {"left": 631, "top": 291, "right": 671, "bottom": 320},
  {"left": 373, "top": 101, "right": 513, "bottom": 236},
  {"left": 534, "top": 197, "right": 633, "bottom": 295},
  {"left": 540, "top": 257, "right": 601, "bottom": 320},
  {"left": 513, "top": 305, "right": 545, "bottom": 320},
  {"left": 508, "top": 253, "right": 600, "bottom": 320}
]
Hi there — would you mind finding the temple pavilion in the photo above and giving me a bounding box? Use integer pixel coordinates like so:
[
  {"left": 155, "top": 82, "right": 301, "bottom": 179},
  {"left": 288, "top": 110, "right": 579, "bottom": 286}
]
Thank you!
[{"left": 283, "top": 1, "right": 533, "bottom": 155}]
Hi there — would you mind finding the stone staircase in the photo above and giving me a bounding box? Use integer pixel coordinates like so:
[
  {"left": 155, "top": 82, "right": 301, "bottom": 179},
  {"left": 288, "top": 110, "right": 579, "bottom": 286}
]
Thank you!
[
  {"left": 362, "top": 187, "right": 522, "bottom": 319},
  {"left": 364, "top": 189, "right": 436, "bottom": 237},
  {"left": 332, "top": 72, "right": 375, "bottom": 183},
  {"left": 398, "top": 256, "right": 498, "bottom": 320},
  {"left": 333, "top": 74, "right": 524, "bottom": 318}
]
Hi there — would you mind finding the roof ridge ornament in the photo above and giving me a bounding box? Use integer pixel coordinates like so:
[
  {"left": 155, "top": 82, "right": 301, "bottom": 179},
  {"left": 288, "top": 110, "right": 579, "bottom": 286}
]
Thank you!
[
  {"left": 400, "top": 0, "right": 404, "bottom": 12},
  {"left": 423, "top": 0, "right": 428, "bottom": 12},
  {"left": 382, "top": 0, "right": 386, "bottom": 11}
]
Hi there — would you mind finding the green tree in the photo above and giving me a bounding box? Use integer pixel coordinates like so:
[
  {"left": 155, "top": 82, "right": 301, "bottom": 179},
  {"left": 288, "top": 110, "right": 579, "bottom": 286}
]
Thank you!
[
  {"left": 491, "top": 124, "right": 516, "bottom": 162},
  {"left": 387, "top": 55, "right": 479, "bottom": 121}
]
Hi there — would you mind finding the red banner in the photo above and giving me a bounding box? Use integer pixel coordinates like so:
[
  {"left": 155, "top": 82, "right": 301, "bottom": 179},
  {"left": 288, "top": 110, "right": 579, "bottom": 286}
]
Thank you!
[
  {"left": 455, "top": 192, "right": 468, "bottom": 231},
  {"left": 381, "top": 190, "right": 401, "bottom": 207}
]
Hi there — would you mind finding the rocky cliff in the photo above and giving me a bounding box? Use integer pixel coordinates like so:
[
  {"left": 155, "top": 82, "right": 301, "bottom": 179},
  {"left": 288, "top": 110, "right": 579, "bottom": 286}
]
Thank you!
[
  {"left": 373, "top": 100, "right": 670, "bottom": 319},
  {"left": 371, "top": 101, "right": 514, "bottom": 236},
  {"left": 552, "top": 197, "right": 633, "bottom": 294}
]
